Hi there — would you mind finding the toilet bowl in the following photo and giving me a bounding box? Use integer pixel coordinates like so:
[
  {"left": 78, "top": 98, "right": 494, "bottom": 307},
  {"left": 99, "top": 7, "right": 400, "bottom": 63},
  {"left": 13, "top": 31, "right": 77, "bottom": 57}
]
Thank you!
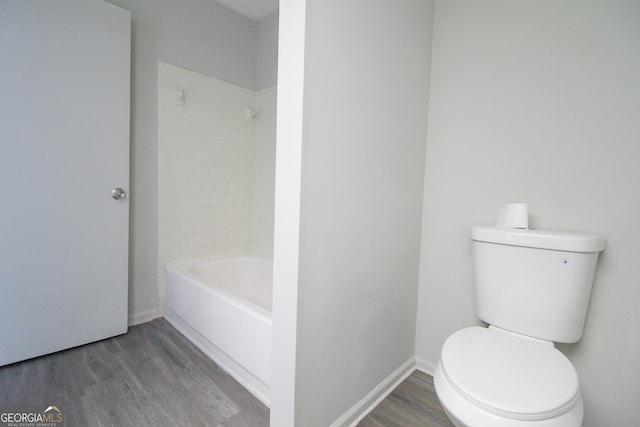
[{"left": 434, "top": 326, "right": 583, "bottom": 427}]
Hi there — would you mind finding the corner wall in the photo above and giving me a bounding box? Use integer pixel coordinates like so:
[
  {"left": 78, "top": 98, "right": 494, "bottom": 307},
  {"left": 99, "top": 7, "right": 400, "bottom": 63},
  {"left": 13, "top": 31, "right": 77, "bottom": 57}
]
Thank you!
[
  {"left": 253, "top": 85, "right": 278, "bottom": 259},
  {"left": 415, "top": 1, "right": 640, "bottom": 425},
  {"left": 293, "top": 1, "right": 434, "bottom": 425},
  {"left": 257, "top": 12, "right": 279, "bottom": 90}
]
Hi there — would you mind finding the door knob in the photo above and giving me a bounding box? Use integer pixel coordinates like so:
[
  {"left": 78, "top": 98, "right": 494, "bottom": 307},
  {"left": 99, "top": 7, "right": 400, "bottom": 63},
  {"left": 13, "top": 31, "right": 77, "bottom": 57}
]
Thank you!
[{"left": 112, "top": 187, "right": 126, "bottom": 200}]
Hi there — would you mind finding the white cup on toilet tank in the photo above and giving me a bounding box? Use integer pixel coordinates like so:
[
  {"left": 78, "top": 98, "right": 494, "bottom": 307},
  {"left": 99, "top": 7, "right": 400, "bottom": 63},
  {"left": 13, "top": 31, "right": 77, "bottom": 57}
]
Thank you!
[{"left": 495, "top": 203, "right": 528, "bottom": 229}]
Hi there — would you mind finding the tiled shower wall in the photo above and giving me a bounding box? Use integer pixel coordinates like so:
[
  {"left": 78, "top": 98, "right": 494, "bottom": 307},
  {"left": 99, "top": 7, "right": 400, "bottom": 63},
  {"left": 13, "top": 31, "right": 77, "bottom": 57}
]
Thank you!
[
  {"left": 253, "top": 85, "right": 276, "bottom": 259},
  {"left": 157, "top": 61, "right": 275, "bottom": 304}
]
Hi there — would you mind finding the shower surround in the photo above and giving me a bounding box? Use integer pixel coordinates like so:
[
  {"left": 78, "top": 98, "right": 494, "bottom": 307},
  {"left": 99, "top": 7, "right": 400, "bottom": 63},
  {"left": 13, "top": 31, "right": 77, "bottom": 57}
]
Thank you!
[{"left": 158, "top": 61, "right": 276, "bottom": 309}]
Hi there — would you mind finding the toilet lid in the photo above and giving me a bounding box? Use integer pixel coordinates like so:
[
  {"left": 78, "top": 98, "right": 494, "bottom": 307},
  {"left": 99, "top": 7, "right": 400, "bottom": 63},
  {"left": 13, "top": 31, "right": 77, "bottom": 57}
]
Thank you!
[{"left": 440, "top": 326, "right": 580, "bottom": 421}]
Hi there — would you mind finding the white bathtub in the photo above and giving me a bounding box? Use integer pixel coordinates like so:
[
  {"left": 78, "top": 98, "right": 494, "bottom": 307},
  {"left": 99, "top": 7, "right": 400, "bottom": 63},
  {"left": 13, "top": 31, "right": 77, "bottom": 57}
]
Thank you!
[{"left": 164, "top": 256, "right": 272, "bottom": 406}]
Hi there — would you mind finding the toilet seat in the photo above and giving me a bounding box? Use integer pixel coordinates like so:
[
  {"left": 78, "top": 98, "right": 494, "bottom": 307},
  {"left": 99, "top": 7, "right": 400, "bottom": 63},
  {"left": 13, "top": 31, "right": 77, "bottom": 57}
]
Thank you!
[{"left": 440, "top": 326, "right": 580, "bottom": 421}]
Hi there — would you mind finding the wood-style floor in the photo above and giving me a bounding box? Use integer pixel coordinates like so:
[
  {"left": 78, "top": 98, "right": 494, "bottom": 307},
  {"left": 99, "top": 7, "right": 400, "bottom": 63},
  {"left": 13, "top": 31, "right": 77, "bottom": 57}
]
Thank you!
[
  {"left": 358, "top": 370, "right": 454, "bottom": 427},
  {"left": 0, "top": 319, "right": 269, "bottom": 427},
  {"left": 0, "top": 319, "right": 452, "bottom": 426}
]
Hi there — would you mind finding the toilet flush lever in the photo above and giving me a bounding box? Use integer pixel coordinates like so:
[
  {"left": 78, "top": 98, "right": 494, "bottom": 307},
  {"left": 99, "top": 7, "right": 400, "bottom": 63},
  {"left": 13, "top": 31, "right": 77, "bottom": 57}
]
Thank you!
[{"left": 112, "top": 187, "right": 127, "bottom": 200}]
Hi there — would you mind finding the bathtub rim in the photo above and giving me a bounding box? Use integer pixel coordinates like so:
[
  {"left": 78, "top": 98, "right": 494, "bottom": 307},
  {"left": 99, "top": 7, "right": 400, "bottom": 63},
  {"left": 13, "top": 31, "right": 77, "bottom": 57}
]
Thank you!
[{"left": 165, "top": 255, "right": 273, "bottom": 320}]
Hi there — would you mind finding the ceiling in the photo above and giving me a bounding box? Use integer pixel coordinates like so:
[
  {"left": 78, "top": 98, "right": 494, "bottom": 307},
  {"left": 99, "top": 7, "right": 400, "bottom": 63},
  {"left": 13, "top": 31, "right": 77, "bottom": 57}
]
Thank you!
[{"left": 215, "top": 0, "right": 278, "bottom": 21}]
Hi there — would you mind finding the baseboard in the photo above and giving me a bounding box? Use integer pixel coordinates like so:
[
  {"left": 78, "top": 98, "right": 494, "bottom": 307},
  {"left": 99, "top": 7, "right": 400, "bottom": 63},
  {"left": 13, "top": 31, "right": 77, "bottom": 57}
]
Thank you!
[
  {"left": 414, "top": 355, "right": 437, "bottom": 376},
  {"left": 330, "top": 357, "right": 416, "bottom": 427},
  {"left": 128, "top": 308, "right": 160, "bottom": 326}
]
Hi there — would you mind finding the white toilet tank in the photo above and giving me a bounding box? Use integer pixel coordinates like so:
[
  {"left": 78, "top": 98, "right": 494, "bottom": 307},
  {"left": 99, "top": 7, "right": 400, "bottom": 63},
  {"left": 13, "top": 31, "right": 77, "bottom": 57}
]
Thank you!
[{"left": 471, "top": 226, "right": 605, "bottom": 343}]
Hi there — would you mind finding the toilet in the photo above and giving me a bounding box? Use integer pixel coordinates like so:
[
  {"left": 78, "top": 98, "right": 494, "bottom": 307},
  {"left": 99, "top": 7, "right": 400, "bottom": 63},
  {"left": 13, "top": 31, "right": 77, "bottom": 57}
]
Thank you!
[{"left": 434, "top": 225, "right": 605, "bottom": 427}]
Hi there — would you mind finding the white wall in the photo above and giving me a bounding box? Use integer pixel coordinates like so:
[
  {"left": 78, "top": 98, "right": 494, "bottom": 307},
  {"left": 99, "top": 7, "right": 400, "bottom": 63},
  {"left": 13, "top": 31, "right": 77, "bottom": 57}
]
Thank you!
[
  {"left": 257, "top": 12, "right": 279, "bottom": 90},
  {"left": 253, "top": 85, "right": 278, "bottom": 259},
  {"left": 270, "top": 0, "right": 306, "bottom": 424},
  {"left": 415, "top": 1, "right": 640, "bottom": 425},
  {"left": 290, "top": 1, "right": 434, "bottom": 425},
  {"left": 254, "top": 14, "right": 279, "bottom": 260},
  {"left": 104, "top": 0, "right": 259, "bottom": 324}
]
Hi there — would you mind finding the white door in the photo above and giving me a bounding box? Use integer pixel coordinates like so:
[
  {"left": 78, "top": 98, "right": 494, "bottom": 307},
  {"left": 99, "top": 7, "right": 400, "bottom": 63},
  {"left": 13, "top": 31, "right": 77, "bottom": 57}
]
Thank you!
[{"left": 0, "top": 0, "right": 130, "bottom": 365}]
